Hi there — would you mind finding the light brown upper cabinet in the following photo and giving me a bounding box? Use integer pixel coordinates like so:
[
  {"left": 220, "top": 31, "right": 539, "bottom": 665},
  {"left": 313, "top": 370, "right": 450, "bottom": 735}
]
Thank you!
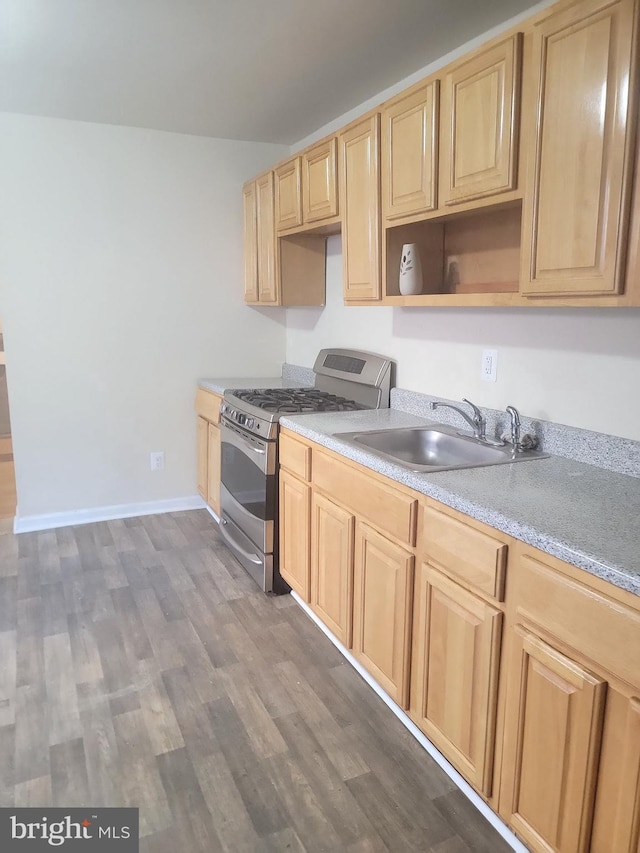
[
  {"left": 382, "top": 80, "right": 439, "bottom": 221},
  {"left": 340, "top": 114, "right": 382, "bottom": 301},
  {"left": 440, "top": 34, "right": 522, "bottom": 206},
  {"left": 242, "top": 181, "right": 259, "bottom": 302},
  {"left": 520, "top": 0, "right": 637, "bottom": 297},
  {"left": 244, "top": 172, "right": 326, "bottom": 306},
  {"left": 302, "top": 137, "right": 339, "bottom": 224},
  {"left": 275, "top": 138, "right": 339, "bottom": 233},
  {"left": 274, "top": 158, "right": 302, "bottom": 231},
  {"left": 243, "top": 172, "right": 279, "bottom": 304}
]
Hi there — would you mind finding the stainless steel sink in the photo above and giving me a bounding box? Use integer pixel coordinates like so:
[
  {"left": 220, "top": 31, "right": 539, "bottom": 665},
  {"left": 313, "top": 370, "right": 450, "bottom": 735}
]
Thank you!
[{"left": 333, "top": 424, "right": 548, "bottom": 472}]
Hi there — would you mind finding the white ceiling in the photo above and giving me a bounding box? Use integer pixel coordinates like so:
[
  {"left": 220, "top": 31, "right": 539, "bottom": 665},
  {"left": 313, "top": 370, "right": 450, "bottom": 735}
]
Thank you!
[{"left": 1, "top": 0, "right": 537, "bottom": 145}]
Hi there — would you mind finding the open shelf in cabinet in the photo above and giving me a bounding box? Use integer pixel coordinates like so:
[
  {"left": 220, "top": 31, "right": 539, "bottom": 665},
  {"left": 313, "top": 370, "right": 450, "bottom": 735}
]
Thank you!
[{"left": 383, "top": 202, "right": 523, "bottom": 305}]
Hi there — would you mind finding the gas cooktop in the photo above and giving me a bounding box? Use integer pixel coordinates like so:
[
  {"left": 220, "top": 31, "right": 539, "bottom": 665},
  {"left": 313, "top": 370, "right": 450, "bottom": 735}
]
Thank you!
[{"left": 230, "top": 388, "right": 365, "bottom": 414}]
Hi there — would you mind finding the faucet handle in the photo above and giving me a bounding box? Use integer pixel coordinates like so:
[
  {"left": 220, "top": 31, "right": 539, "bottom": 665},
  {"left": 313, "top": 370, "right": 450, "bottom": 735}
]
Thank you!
[{"left": 462, "top": 398, "right": 484, "bottom": 426}]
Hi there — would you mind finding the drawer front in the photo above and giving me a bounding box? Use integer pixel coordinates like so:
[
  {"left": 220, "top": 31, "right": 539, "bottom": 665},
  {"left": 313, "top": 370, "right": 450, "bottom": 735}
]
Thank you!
[
  {"left": 420, "top": 503, "right": 507, "bottom": 600},
  {"left": 514, "top": 549, "right": 640, "bottom": 688},
  {"left": 279, "top": 431, "right": 312, "bottom": 481},
  {"left": 195, "top": 388, "right": 222, "bottom": 423},
  {"left": 313, "top": 450, "right": 417, "bottom": 546}
]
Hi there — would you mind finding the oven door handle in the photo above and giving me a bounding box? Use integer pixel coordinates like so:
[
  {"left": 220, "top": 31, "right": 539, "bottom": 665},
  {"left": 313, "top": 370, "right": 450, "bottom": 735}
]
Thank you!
[{"left": 218, "top": 518, "right": 263, "bottom": 566}]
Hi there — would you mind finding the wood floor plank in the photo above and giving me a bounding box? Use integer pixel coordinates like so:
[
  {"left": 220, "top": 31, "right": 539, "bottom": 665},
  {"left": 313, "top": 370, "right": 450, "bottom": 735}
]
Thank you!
[
  {"left": 0, "top": 723, "right": 15, "bottom": 806},
  {"left": 161, "top": 666, "right": 220, "bottom": 760},
  {"left": 111, "top": 709, "right": 173, "bottom": 837},
  {"left": 50, "top": 737, "right": 90, "bottom": 807},
  {"left": 44, "top": 632, "right": 82, "bottom": 745},
  {"left": 346, "top": 771, "right": 454, "bottom": 851},
  {"left": 192, "top": 752, "right": 261, "bottom": 853},
  {"left": 14, "top": 684, "right": 49, "bottom": 784},
  {"left": 1, "top": 510, "right": 515, "bottom": 852},
  {"left": 135, "top": 659, "right": 185, "bottom": 757},
  {"left": 77, "top": 680, "right": 121, "bottom": 808},
  {"left": 0, "top": 630, "right": 17, "bottom": 727},
  {"left": 156, "top": 747, "right": 223, "bottom": 851},
  {"left": 206, "top": 695, "right": 290, "bottom": 838},
  {"left": 273, "top": 710, "right": 382, "bottom": 847},
  {"left": 67, "top": 612, "right": 104, "bottom": 685},
  {"left": 14, "top": 774, "right": 52, "bottom": 807},
  {"left": 273, "top": 659, "right": 371, "bottom": 781},
  {"left": 433, "top": 790, "right": 513, "bottom": 853}
]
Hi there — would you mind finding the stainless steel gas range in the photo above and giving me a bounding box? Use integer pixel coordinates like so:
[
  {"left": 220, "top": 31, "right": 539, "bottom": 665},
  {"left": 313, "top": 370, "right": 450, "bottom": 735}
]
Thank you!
[{"left": 218, "top": 348, "right": 394, "bottom": 593}]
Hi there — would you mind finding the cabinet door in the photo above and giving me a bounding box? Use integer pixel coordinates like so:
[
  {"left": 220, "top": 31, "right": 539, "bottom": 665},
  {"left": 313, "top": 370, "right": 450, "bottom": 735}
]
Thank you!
[
  {"left": 410, "top": 565, "right": 502, "bottom": 795},
  {"left": 382, "top": 81, "right": 438, "bottom": 220},
  {"left": 197, "top": 416, "right": 208, "bottom": 501},
  {"left": 275, "top": 158, "right": 302, "bottom": 231},
  {"left": 256, "top": 171, "right": 279, "bottom": 304},
  {"left": 441, "top": 34, "right": 521, "bottom": 205},
  {"left": 520, "top": 0, "right": 636, "bottom": 296},
  {"left": 302, "top": 137, "right": 339, "bottom": 223},
  {"left": 242, "top": 182, "right": 259, "bottom": 302},
  {"left": 340, "top": 115, "right": 381, "bottom": 301},
  {"left": 207, "top": 422, "right": 221, "bottom": 516},
  {"left": 501, "top": 627, "right": 606, "bottom": 853},
  {"left": 311, "top": 493, "right": 355, "bottom": 647},
  {"left": 279, "top": 470, "right": 311, "bottom": 600},
  {"left": 352, "top": 522, "right": 414, "bottom": 707}
]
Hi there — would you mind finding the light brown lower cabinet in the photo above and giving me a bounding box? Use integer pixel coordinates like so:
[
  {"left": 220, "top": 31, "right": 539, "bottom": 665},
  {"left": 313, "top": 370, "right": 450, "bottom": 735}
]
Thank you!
[
  {"left": 409, "top": 564, "right": 502, "bottom": 796},
  {"left": 500, "top": 627, "right": 606, "bottom": 852},
  {"left": 352, "top": 521, "right": 414, "bottom": 709},
  {"left": 499, "top": 544, "right": 640, "bottom": 853},
  {"left": 278, "top": 469, "right": 311, "bottom": 599},
  {"left": 276, "top": 431, "right": 640, "bottom": 851},
  {"left": 310, "top": 492, "right": 355, "bottom": 647},
  {"left": 195, "top": 389, "right": 222, "bottom": 516}
]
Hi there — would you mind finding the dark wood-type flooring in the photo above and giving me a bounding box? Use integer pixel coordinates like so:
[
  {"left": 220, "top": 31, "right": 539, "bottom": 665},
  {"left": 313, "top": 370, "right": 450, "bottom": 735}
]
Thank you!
[{"left": 0, "top": 509, "right": 513, "bottom": 852}]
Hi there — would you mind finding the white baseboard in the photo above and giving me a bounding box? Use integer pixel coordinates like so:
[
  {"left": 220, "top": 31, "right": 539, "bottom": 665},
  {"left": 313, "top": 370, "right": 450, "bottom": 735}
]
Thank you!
[
  {"left": 290, "top": 591, "right": 528, "bottom": 853},
  {"left": 13, "top": 495, "right": 207, "bottom": 534}
]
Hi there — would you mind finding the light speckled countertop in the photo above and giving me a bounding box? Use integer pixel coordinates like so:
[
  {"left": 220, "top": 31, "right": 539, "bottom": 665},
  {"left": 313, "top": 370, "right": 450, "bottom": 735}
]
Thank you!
[
  {"left": 198, "top": 377, "right": 285, "bottom": 395},
  {"left": 279, "top": 409, "right": 640, "bottom": 597}
]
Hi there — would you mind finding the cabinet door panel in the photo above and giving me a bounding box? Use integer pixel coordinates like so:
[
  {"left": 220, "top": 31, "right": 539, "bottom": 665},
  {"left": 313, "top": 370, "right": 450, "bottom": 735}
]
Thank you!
[
  {"left": 411, "top": 566, "right": 502, "bottom": 795},
  {"left": 207, "top": 423, "right": 221, "bottom": 515},
  {"left": 197, "top": 416, "right": 208, "bottom": 501},
  {"left": 275, "top": 158, "right": 302, "bottom": 231},
  {"left": 256, "top": 172, "right": 279, "bottom": 304},
  {"left": 311, "top": 493, "right": 355, "bottom": 646},
  {"left": 383, "top": 82, "right": 438, "bottom": 219},
  {"left": 521, "top": 0, "right": 635, "bottom": 296},
  {"left": 341, "top": 115, "right": 381, "bottom": 301},
  {"left": 441, "top": 35, "right": 521, "bottom": 205},
  {"left": 352, "top": 522, "right": 414, "bottom": 707},
  {"left": 303, "top": 138, "right": 338, "bottom": 223},
  {"left": 243, "top": 182, "right": 258, "bottom": 302},
  {"left": 279, "top": 470, "right": 311, "bottom": 600},
  {"left": 502, "top": 627, "right": 606, "bottom": 852}
]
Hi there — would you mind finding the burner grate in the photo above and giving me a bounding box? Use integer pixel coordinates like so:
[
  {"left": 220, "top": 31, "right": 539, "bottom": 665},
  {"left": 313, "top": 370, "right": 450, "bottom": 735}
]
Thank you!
[{"left": 231, "top": 388, "right": 364, "bottom": 414}]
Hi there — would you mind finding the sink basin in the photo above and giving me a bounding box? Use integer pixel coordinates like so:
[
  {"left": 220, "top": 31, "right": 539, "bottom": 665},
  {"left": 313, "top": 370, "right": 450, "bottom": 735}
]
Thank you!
[{"left": 333, "top": 424, "right": 548, "bottom": 472}]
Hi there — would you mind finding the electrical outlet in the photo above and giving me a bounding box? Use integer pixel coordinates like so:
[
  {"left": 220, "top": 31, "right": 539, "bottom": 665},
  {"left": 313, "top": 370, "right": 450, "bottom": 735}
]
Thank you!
[
  {"left": 481, "top": 349, "right": 498, "bottom": 382},
  {"left": 150, "top": 451, "right": 165, "bottom": 471}
]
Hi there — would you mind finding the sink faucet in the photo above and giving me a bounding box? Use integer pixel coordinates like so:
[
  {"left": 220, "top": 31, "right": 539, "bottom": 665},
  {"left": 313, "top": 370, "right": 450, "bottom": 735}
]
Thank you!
[
  {"left": 505, "top": 405, "right": 538, "bottom": 452},
  {"left": 506, "top": 405, "right": 521, "bottom": 450},
  {"left": 430, "top": 398, "right": 486, "bottom": 440}
]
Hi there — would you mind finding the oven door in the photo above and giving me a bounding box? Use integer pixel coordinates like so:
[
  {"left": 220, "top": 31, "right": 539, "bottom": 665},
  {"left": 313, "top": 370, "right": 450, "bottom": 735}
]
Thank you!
[{"left": 219, "top": 417, "right": 276, "bottom": 564}]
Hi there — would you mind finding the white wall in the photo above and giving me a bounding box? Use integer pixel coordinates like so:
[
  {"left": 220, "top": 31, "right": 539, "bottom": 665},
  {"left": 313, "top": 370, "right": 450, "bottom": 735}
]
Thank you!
[
  {"left": 0, "top": 113, "right": 288, "bottom": 518},
  {"left": 286, "top": 237, "right": 640, "bottom": 442}
]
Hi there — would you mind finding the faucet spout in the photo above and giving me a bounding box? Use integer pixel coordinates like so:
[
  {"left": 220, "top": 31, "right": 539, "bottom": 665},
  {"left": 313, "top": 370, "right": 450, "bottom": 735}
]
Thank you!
[{"left": 430, "top": 398, "right": 486, "bottom": 440}]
